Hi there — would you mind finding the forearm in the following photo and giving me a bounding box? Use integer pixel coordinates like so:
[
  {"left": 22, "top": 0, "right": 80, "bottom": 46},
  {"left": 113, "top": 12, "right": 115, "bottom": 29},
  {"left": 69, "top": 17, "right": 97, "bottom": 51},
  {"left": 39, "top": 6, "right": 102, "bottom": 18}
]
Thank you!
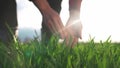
[
  {"left": 69, "top": 0, "right": 82, "bottom": 11},
  {"left": 69, "top": 0, "right": 82, "bottom": 18},
  {"left": 30, "top": 0, "right": 52, "bottom": 14}
]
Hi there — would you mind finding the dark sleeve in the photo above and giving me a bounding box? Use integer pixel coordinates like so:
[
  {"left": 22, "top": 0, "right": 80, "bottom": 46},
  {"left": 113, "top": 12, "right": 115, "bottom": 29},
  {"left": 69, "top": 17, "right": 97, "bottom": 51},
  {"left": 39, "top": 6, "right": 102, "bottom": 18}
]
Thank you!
[
  {"left": 29, "top": 0, "right": 37, "bottom": 1},
  {"left": 29, "top": 0, "right": 33, "bottom": 1},
  {"left": 29, "top": 0, "right": 36, "bottom": 2}
]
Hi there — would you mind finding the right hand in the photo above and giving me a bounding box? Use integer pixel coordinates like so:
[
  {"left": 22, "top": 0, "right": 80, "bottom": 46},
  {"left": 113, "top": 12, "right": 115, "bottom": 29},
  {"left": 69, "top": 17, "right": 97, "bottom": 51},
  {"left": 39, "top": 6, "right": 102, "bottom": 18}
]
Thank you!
[
  {"left": 42, "top": 9, "right": 67, "bottom": 39},
  {"left": 32, "top": 0, "right": 67, "bottom": 39}
]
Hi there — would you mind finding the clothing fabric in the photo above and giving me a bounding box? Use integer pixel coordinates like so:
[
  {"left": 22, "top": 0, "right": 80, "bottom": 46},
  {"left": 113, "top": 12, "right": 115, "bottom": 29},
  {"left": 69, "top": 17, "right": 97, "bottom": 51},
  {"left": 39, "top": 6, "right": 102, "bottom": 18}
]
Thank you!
[
  {"left": 29, "top": 0, "right": 62, "bottom": 13},
  {"left": 47, "top": 0, "right": 62, "bottom": 13},
  {"left": 0, "top": 0, "right": 18, "bottom": 30},
  {"left": 0, "top": 0, "right": 17, "bottom": 43}
]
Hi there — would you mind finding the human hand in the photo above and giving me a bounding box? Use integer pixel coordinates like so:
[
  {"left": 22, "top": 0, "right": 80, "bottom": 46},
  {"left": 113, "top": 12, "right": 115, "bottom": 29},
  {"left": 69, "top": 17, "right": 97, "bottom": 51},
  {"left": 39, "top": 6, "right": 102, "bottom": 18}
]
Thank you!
[
  {"left": 65, "top": 16, "right": 82, "bottom": 47},
  {"left": 66, "top": 19, "right": 82, "bottom": 39},
  {"left": 42, "top": 9, "right": 67, "bottom": 39}
]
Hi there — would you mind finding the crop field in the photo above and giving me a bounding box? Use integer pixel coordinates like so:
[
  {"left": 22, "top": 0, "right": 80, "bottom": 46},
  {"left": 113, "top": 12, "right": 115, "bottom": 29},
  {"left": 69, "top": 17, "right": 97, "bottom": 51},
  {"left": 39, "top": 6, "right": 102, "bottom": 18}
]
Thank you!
[{"left": 0, "top": 38, "right": 120, "bottom": 68}]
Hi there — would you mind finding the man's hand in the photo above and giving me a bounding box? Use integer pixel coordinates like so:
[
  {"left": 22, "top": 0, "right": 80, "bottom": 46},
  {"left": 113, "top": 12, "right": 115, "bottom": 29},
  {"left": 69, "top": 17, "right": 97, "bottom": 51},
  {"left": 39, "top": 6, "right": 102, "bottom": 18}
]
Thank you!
[
  {"left": 32, "top": 0, "right": 67, "bottom": 38},
  {"left": 42, "top": 9, "right": 67, "bottom": 38}
]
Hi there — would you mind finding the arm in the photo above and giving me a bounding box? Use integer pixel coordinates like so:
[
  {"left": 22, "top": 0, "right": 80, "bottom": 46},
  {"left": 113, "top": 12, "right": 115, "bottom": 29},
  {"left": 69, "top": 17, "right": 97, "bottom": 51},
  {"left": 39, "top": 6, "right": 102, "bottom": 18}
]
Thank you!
[
  {"left": 69, "top": 0, "right": 82, "bottom": 19},
  {"left": 30, "top": 0, "right": 52, "bottom": 14},
  {"left": 30, "top": 0, "right": 67, "bottom": 38},
  {"left": 67, "top": 0, "right": 82, "bottom": 36},
  {"left": 65, "top": 0, "right": 82, "bottom": 47}
]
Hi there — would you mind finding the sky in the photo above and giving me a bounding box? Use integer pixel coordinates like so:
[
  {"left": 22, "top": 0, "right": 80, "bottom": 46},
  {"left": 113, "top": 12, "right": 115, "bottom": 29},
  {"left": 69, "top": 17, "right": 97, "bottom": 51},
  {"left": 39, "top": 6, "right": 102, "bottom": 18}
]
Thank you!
[{"left": 16, "top": 0, "right": 120, "bottom": 42}]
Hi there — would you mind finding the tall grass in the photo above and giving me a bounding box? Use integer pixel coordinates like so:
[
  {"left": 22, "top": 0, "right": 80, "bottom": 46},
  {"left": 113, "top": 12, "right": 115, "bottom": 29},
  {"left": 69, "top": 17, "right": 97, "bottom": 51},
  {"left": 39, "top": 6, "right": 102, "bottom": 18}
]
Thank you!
[{"left": 0, "top": 37, "right": 120, "bottom": 68}]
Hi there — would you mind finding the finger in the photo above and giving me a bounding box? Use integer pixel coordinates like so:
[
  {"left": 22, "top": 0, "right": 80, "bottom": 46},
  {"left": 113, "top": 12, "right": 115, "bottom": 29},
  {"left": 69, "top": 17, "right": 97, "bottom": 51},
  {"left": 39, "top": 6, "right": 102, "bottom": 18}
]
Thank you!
[
  {"left": 71, "top": 37, "right": 78, "bottom": 47},
  {"left": 68, "top": 29, "right": 78, "bottom": 47},
  {"left": 65, "top": 35, "right": 78, "bottom": 47},
  {"left": 77, "top": 23, "right": 82, "bottom": 39},
  {"left": 78, "top": 31, "right": 82, "bottom": 39},
  {"left": 46, "top": 19, "right": 57, "bottom": 34},
  {"left": 54, "top": 18, "right": 66, "bottom": 38},
  {"left": 64, "top": 29, "right": 75, "bottom": 46}
]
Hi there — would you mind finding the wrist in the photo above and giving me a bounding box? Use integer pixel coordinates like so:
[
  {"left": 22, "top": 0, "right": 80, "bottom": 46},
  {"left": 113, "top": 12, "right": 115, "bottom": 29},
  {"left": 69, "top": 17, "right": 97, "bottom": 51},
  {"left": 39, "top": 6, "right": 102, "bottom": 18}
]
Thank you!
[{"left": 69, "top": 10, "right": 80, "bottom": 19}]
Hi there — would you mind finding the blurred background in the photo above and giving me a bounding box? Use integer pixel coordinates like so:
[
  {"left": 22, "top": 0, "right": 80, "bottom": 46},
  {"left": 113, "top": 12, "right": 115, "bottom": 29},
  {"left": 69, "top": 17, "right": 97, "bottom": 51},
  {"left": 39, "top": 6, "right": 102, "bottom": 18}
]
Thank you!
[{"left": 16, "top": 0, "right": 120, "bottom": 42}]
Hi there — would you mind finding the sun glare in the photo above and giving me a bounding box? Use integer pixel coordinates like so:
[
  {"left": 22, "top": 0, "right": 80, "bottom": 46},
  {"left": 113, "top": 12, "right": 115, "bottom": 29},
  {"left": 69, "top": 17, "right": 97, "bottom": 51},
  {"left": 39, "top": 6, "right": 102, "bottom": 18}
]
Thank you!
[{"left": 17, "top": 0, "right": 120, "bottom": 42}]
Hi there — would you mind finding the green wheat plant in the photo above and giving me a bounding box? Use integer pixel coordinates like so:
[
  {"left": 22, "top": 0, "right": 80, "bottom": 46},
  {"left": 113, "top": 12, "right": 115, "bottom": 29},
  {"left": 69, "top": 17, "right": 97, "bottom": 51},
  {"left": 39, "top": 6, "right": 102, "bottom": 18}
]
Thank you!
[{"left": 0, "top": 37, "right": 120, "bottom": 68}]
